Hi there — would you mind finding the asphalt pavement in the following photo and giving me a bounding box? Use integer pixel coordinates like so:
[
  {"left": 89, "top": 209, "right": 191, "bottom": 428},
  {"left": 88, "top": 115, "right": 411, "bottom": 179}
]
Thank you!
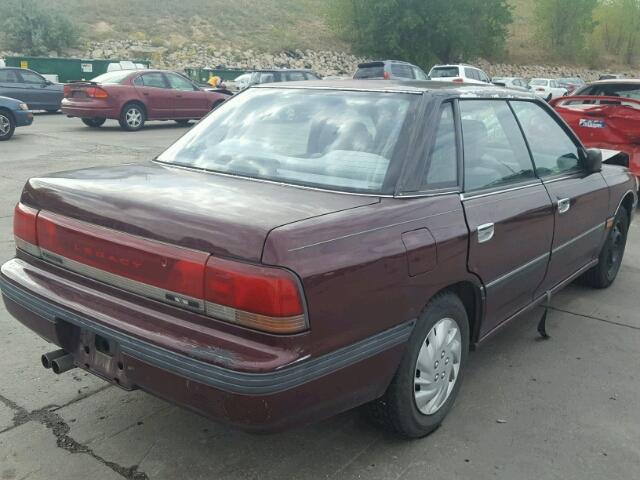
[{"left": 0, "top": 114, "right": 638, "bottom": 480}]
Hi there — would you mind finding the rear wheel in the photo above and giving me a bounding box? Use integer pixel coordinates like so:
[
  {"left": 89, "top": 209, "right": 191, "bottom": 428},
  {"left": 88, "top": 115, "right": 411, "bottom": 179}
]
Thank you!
[
  {"left": 582, "top": 206, "right": 629, "bottom": 288},
  {"left": 0, "top": 111, "right": 15, "bottom": 141},
  {"left": 119, "top": 103, "right": 146, "bottom": 131},
  {"left": 364, "top": 292, "right": 469, "bottom": 438},
  {"left": 82, "top": 117, "right": 106, "bottom": 128}
]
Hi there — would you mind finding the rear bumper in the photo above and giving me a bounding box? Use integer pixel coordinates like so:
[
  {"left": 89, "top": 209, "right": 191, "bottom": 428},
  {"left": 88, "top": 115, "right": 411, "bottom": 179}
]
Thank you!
[
  {"left": 0, "top": 257, "right": 411, "bottom": 431},
  {"left": 61, "top": 101, "right": 119, "bottom": 119}
]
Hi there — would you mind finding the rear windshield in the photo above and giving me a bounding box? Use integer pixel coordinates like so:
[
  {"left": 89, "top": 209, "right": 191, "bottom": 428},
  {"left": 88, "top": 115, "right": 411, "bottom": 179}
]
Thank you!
[
  {"left": 91, "top": 70, "right": 135, "bottom": 84},
  {"left": 530, "top": 79, "right": 548, "bottom": 86},
  {"left": 587, "top": 83, "right": 640, "bottom": 99},
  {"left": 156, "top": 88, "right": 417, "bottom": 194},
  {"left": 354, "top": 64, "right": 385, "bottom": 79},
  {"left": 430, "top": 67, "right": 460, "bottom": 78}
]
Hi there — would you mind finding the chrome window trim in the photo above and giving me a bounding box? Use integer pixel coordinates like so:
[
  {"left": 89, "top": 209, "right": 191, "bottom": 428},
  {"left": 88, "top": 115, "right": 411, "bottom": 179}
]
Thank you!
[
  {"left": 485, "top": 252, "right": 550, "bottom": 290},
  {"left": 253, "top": 85, "right": 424, "bottom": 95},
  {"left": 460, "top": 181, "right": 542, "bottom": 201}
]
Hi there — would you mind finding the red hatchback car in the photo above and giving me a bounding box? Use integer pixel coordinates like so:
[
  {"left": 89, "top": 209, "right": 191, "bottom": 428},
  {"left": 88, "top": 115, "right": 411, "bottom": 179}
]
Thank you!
[
  {"left": 3, "top": 81, "right": 637, "bottom": 438},
  {"left": 62, "top": 69, "right": 230, "bottom": 131}
]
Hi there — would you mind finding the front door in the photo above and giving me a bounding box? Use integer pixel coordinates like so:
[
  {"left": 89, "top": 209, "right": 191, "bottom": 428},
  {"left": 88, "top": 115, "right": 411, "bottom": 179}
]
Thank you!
[
  {"left": 511, "top": 101, "right": 610, "bottom": 294},
  {"left": 459, "top": 99, "right": 555, "bottom": 337},
  {"left": 133, "top": 72, "right": 173, "bottom": 119},
  {"left": 0, "top": 69, "right": 30, "bottom": 104},
  {"left": 165, "top": 73, "right": 208, "bottom": 119}
]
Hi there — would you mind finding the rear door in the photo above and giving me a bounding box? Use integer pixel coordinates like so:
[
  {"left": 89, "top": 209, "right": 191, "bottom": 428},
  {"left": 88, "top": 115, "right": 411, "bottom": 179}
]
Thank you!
[
  {"left": 459, "top": 99, "right": 555, "bottom": 336},
  {"left": 133, "top": 72, "right": 173, "bottom": 119},
  {"left": 511, "top": 100, "right": 609, "bottom": 294},
  {"left": 0, "top": 69, "right": 26, "bottom": 102},
  {"left": 165, "top": 73, "right": 207, "bottom": 119}
]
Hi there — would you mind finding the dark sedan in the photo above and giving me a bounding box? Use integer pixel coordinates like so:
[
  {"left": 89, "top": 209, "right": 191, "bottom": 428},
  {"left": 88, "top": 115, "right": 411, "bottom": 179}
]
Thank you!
[
  {"left": 62, "top": 69, "right": 230, "bottom": 131},
  {"left": 0, "top": 67, "right": 64, "bottom": 112},
  {"left": 0, "top": 95, "right": 33, "bottom": 140},
  {"left": 1, "top": 81, "right": 636, "bottom": 438}
]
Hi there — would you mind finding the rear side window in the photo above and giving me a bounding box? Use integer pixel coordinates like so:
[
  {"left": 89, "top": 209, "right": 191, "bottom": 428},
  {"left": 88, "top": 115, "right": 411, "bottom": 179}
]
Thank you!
[
  {"left": 0, "top": 69, "right": 19, "bottom": 83},
  {"left": 355, "top": 64, "right": 385, "bottom": 79},
  {"left": 465, "top": 68, "right": 480, "bottom": 81},
  {"left": 391, "top": 64, "right": 415, "bottom": 79},
  {"left": 430, "top": 67, "right": 460, "bottom": 78},
  {"left": 137, "top": 73, "right": 167, "bottom": 88},
  {"left": 422, "top": 103, "right": 458, "bottom": 189},
  {"left": 460, "top": 100, "right": 535, "bottom": 191},
  {"left": 413, "top": 68, "right": 428, "bottom": 81},
  {"left": 511, "top": 101, "right": 581, "bottom": 177}
]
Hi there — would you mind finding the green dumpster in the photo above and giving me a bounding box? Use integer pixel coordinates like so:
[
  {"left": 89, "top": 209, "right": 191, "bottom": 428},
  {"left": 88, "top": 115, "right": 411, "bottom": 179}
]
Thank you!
[{"left": 4, "top": 57, "right": 151, "bottom": 83}]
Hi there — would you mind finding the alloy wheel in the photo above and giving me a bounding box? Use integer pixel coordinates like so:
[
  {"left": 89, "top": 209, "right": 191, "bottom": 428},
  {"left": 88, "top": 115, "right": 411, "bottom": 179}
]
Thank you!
[
  {"left": 0, "top": 115, "right": 10, "bottom": 136},
  {"left": 414, "top": 317, "right": 462, "bottom": 416},
  {"left": 125, "top": 108, "right": 142, "bottom": 128}
]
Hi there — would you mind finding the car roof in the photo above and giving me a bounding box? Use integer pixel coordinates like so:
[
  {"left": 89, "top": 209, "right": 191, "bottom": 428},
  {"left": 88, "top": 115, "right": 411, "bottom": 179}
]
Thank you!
[
  {"left": 588, "top": 79, "right": 640, "bottom": 85},
  {"left": 254, "top": 79, "right": 537, "bottom": 99}
]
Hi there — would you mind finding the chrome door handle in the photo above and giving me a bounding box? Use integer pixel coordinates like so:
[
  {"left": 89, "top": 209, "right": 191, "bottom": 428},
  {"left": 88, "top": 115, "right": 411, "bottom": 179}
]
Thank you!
[
  {"left": 558, "top": 198, "right": 571, "bottom": 214},
  {"left": 477, "top": 223, "right": 495, "bottom": 244}
]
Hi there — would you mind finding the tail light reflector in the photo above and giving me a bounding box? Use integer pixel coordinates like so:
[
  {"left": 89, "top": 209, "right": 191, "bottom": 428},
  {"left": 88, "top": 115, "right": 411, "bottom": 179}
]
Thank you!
[
  {"left": 14, "top": 203, "right": 40, "bottom": 256},
  {"left": 204, "top": 257, "right": 307, "bottom": 334},
  {"left": 86, "top": 87, "right": 109, "bottom": 99},
  {"left": 35, "top": 212, "right": 208, "bottom": 301}
]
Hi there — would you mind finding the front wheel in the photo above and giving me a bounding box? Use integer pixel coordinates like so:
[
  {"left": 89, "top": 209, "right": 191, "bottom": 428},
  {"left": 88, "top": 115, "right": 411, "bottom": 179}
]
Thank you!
[
  {"left": 82, "top": 117, "right": 106, "bottom": 128},
  {"left": 364, "top": 292, "right": 469, "bottom": 438},
  {"left": 582, "top": 206, "right": 629, "bottom": 288},
  {"left": 0, "top": 111, "right": 15, "bottom": 141},
  {"left": 119, "top": 103, "right": 146, "bottom": 131}
]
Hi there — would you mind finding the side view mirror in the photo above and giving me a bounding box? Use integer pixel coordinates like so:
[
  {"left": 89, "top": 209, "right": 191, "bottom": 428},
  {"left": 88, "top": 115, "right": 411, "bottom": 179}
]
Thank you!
[
  {"left": 42, "top": 80, "right": 52, "bottom": 87},
  {"left": 584, "top": 148, "right": 602, "bottom": 174}
]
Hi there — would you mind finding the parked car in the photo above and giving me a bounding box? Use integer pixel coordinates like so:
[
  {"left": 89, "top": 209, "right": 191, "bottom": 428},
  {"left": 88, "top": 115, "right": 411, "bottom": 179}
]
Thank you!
[
  {"left": 2, "top": 81, "right": 636, "bottom": 438},
  {"left": 491, "top": 76, "right": 530, "bottom": 92},
  {"left": 354, "top": 60, "right": 428, "bottom": 81},
  {"left": 528, "top": 78, "right": 568, "bottom": 101},
  {"left": 428, "top": 64, "right": 491, "bottom": 84},
  {"left": 551, "top": 79, "right": 640, "bottom": 178},
  {"left": 0, "top": 67, "right": 64, "bottom": 112},
  {"left": 233, "top": 69, "right": 321, "bottom": 90},
  {"left": 61, "top": 69, "right": 230, "bottom": 131},
  {"left": 600, "top": 74, "right": 625, "bottom": 80},
  {"left": 0, "top": 95, "right": 33, "bottom": 140},
  {"left": 557, "top": 77, "right": 586, "bottom": 94}
]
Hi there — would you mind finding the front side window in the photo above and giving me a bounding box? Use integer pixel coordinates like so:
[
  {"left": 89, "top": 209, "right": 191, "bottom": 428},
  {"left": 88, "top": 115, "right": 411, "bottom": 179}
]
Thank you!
[
  {"left": 460, "top": 100, "right": 535, "bottom": 191},
  {"left": 422, "top": 103, "right": 458, "bottom": 189},
  {"left": 511, "top": 101, "right": 581, "bottom": 177},
  {"left": 157, "top": 88, "right": 417, "bottom": 194},
  {"left": 167, "top": 73, "right": 196, "bottom": 91},
  {"left": 19, "top": 70, "right": 45, "bottom": 85}
]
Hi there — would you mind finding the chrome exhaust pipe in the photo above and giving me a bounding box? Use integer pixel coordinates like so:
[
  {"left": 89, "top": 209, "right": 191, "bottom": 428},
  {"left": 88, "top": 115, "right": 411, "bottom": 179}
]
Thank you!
[
  {"left": 41, "top": 349, "right": 67, "bottom": 369},
  {"left": 51, "top": 354, "right": 76, "bottom": 374}
]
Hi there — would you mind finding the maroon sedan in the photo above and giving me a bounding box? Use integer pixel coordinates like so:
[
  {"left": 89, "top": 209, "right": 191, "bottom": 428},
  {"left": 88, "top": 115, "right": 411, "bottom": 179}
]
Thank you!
[
  {"left": 2, "top": 81, "right": 637, "bottom": 438},
  {"left": 61, "top": 69, "right": 229, "bottom": 131}
]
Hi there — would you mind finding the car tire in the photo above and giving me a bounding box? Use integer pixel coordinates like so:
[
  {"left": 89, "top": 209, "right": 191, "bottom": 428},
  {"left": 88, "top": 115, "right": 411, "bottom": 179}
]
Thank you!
[
  {"left": 582, "top": 206, "right": 629, "bottom": 289},
  {"left": 119, "top": 103, "right": 146, "bottom": 131},
  {"left": 364, "top": 291, "right": 469, "bottom": 438},
  {"left": 82, "top": 117, "right": 106, "bottom": 128},
  {"left": 0, "top": 110, "right": 16, "bottom": 141},
  {"left": 174, "top": 119, "right": 191, "bottom": 126}
]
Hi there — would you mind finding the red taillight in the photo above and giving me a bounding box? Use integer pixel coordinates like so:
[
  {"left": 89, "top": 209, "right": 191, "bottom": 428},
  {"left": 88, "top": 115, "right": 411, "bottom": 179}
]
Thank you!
[
  {"left": 204, "top": 257, "right": 307, "bottom": 333},
  {"left": 86, "top": 87, "right": 109, "bottom": 99},
  {"left": 14, "top": 203, "right": 39, "bottom": 247},
  {"left": 452, "top": 78, "right": 464, "bottom": 83},
  {"left": 63, "top": 84, "right": 72, "bottom": 98},
  {"left": 36, "top": 212, "right": 208, "bottom": 300},
  {"left": 383, "top": 71, "right": 391, "bottom": 80}
]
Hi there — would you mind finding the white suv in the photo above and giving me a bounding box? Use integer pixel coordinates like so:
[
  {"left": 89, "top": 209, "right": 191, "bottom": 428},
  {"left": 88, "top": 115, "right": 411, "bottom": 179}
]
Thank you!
[{"left": 428, "top": 64, "right": 491, "bottom": 85}]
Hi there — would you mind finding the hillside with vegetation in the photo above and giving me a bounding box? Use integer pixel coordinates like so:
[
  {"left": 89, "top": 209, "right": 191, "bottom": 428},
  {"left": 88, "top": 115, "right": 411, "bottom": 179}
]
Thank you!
[{"left": 1, "top": 0, "right": 639, "bottom": 71}]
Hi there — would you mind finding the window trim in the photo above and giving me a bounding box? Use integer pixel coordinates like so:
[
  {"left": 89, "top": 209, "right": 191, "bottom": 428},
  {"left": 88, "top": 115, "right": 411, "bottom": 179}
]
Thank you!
[
  {"left": 17, "top": 69, "right": 46, "bottom": 85},
  {"left": 135, "top": 72, "right": 170, "bottom": 89}
]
